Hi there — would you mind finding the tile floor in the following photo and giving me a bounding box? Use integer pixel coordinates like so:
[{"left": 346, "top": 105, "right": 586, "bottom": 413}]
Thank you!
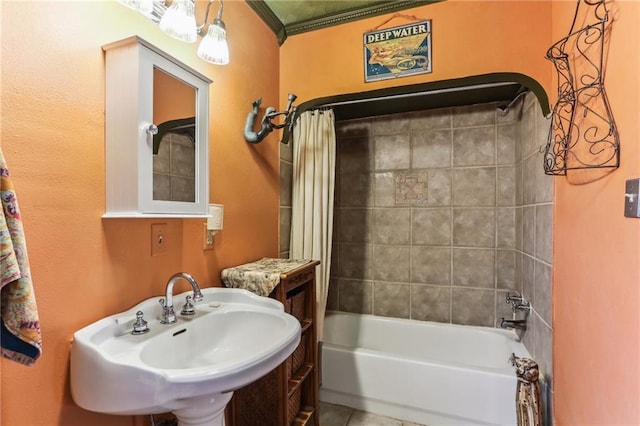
[{"left": 319, "top": 402, "right": 427, "bottom": 426}]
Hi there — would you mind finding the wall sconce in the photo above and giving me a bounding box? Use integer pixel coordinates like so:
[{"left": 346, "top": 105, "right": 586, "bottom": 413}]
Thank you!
[
  {"left": 243, "top": 94, "right": 298, "bottom": 144},
  {"left": 117, "top": 0, "right": 229, "bottom": 65}
]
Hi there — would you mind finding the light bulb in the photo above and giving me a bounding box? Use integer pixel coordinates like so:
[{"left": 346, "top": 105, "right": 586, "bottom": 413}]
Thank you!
[
  {"left": 197, "top": 20, "right": 229, "bottom": 65},
  {"left": 159, "top": 0, "right": 197, "bottom": 43}
]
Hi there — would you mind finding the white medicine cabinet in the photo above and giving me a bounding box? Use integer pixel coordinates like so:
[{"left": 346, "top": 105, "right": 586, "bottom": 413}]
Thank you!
[{"left": 102, "top": 36, "right": 212, "bottom": 218}]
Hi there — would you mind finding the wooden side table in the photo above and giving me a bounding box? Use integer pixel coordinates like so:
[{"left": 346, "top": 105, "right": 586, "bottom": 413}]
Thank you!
[{"left": 226, "top": 260, "right": 320, "bottom": 426}]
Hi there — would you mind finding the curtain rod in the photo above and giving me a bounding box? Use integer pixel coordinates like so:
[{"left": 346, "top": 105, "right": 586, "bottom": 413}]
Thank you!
[{"left": 320, "top": 81, "right": 518, "bottom": 108}]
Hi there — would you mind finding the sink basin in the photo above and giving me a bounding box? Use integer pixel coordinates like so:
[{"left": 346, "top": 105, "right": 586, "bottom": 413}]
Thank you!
[{"left": 70, "top": 287, "right": 301, "bottom": 425}]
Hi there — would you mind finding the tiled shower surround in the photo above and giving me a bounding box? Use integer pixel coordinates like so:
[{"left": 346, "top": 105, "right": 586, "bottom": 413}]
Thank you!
[{"left": 279, "top": 93, "right": 553, "bottom": 411}]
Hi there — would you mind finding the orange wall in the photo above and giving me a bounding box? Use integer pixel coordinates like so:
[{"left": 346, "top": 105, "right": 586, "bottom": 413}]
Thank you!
[
  {"left": 1, "top": 1, "right": 281, "bottom": 425},
  {"left": 4, "top": 1, "right": 640, "bottom": 425},
  {"left": 551, "top": 1, "right": 640, "bottom": 424},
  {"left": 279, "top": 0, "right": 552, "bottom": 104}
]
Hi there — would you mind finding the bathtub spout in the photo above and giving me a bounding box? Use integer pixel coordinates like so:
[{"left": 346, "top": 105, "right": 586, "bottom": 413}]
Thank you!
[{"left": 500, "top": 318, "right": 527, "bottom": 331}]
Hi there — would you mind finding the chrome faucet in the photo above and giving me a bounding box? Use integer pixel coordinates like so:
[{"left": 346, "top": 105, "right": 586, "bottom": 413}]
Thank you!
[
  {"left": 500, "top": 318, "right": 527, "bottom": 330},
  {"left": 159, "top": 272, "right": 204, "bottom": 324}
]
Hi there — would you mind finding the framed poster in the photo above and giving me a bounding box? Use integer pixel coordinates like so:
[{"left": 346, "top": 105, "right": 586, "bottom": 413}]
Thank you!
[{"left": 364, "top": 20, "right": 432, "bottom": 82}]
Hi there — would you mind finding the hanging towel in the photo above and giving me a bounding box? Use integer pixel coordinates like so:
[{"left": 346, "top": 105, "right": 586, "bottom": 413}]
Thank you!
[
  {"left": 221, "top": 258, "right": 312, "bottom": 296},
  {"left": 511, "top": 354, "right": 543, "bottom": 426},
  {"left": 0, "top": 146, "right": 42, "bottom": 366}
]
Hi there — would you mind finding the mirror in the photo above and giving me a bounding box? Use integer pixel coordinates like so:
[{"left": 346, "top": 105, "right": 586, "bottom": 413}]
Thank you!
[
  {"left": 102, "top": 36, "right": 212, "bottom": 218},
  {"left": 152, "top": 68, "right": 197, "bottom": 203}
]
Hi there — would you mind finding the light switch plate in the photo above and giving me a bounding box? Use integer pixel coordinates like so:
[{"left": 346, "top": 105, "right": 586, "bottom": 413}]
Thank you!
[{"left": 624, "top": 179, "right": 640, "bottom": 218}]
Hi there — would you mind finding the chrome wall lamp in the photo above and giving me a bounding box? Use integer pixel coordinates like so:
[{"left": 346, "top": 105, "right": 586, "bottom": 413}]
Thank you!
[{"left": 117, "top": 0, "right": 229, "bottom": 65}]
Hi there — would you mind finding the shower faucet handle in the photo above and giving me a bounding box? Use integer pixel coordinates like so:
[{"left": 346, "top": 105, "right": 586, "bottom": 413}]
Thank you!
[
  {"left": 505, "top": 292, "right": 531, "bottom": 313},
  {"left": 505, "top": 292, "right": 523, "bottom": 304}
]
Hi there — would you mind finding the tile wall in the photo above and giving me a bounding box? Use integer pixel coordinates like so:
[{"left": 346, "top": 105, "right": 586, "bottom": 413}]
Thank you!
[
  {"left": 328, "top": 102, "right": 520, "bottom": 327},
  {"left": 517, "top": 93, "right": 554, "bottom": 422},
  {"left": 279, "top": 94, "right": 553, "bottom": 421}
]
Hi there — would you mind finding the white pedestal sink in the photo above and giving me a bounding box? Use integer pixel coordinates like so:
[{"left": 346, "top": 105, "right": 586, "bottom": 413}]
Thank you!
[{"left": 70, "top": 288, "right": 301, "bottom": 426}]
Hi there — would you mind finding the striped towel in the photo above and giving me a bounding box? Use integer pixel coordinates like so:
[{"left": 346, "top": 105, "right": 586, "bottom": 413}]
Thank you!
[{"left": 1, "top": 146, "right": 42, "bottom": 366}]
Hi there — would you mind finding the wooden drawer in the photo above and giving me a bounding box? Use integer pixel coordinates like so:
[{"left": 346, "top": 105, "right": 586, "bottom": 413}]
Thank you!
[{"left": 288, "top": 371, "right": 315, "bottom": 426}]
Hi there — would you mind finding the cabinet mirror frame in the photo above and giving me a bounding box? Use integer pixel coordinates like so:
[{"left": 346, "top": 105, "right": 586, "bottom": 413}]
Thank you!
[{"left": 103, "top": 36, "right": 212, "bottom": 218}]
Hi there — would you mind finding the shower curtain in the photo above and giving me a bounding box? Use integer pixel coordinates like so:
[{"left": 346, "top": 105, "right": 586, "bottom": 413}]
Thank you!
[{"left": 289, "top": 109, "right": 335, "bottom": 341}]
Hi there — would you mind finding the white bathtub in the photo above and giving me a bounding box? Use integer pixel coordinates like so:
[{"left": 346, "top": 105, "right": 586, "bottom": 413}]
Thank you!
[{"left": 319, "top": 311, "right": 532, "bottom": 426}]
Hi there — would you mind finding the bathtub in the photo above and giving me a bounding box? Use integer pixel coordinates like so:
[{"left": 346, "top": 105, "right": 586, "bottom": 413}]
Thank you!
[{"left": 319, "top": 311, "right": 532, "bottom": 426}]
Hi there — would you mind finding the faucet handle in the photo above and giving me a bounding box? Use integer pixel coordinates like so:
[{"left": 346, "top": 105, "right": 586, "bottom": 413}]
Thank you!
[
  {"left": 506, "top": 292, "right": 530, "bottom": 313},
  {"left": 181, "top": 295, "right": 196, "bottom": 316},
  {"left": 131, "top": 311, "right": 150, "bottom": 335},
  {"left": 505, "top": 292, "right": 523, "bottom": 304},
  {"left": 192, "top": 290, "right": 204, "bottom": 303}
]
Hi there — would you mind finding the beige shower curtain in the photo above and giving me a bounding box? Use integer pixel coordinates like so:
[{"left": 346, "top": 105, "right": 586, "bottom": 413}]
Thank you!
[{"left": 289, "top": 109, "right": 335, "bottom": 341}]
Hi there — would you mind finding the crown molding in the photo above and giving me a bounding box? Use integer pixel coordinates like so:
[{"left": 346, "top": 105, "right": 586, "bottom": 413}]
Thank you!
[{"left": 246, "top": 0, "right": 441, "bottom": 46}]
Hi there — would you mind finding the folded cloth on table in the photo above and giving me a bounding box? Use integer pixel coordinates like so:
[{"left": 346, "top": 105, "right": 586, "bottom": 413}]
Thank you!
[{"left": 221, "top": 257, "right": 312, "bottom": 296}]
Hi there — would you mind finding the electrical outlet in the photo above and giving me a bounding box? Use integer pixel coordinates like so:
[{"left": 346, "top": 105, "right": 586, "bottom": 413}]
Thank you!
[
  {"left": 202, "top": 223, "right": 215, "bottom": 251},
  {"left": 151, "top": 223, "right": 168, "bottom": 256}
]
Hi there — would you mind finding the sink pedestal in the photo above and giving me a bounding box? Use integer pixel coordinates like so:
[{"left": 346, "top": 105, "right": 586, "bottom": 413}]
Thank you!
[{"left": 172, "top": 393, "right": 233, "bottom": 426}]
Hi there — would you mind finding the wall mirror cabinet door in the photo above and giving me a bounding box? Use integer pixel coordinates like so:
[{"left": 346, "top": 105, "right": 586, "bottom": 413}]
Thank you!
[{"left": 102, "top": 36, "right": 212, "bottom": 218}]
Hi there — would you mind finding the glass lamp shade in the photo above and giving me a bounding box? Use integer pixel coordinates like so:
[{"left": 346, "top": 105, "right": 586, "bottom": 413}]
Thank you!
[
  {"left": 197, "top": 21, "right": 229, "bottom": 65},
  {"left": 117, "top": 0, "right": 138, "bottom": 10},
  {"left": 159, "top": 0, "right": 197, "bottom": 43},
  {"left": 117, "top": 0, "right": 153, "bottom": 15}
]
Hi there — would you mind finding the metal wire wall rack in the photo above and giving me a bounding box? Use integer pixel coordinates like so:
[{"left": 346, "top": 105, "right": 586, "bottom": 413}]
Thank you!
[{"left": 543, "top": 0, "right": 619, "bottom": 176}]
